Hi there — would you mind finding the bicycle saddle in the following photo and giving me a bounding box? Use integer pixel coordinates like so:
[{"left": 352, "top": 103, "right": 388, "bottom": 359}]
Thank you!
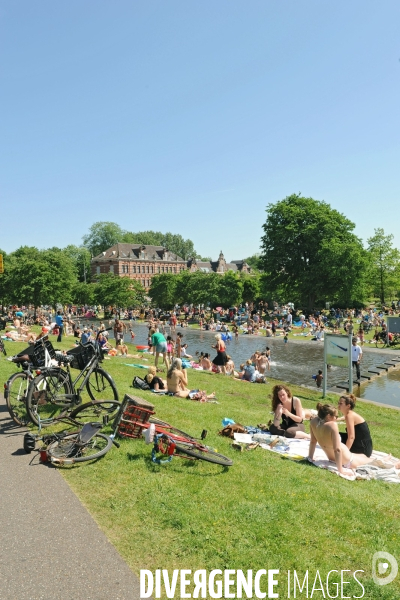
[{"left": 77, "top": 422, "right": 103, "bottom": 444}]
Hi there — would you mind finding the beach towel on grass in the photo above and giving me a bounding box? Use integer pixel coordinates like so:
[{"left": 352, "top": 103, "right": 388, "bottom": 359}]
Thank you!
[
  {"left": 258, "top": 438, "right": 400, "bottom": 482},
  {"left": 124, "top": 363, "right": 148, "bottom": 368}
]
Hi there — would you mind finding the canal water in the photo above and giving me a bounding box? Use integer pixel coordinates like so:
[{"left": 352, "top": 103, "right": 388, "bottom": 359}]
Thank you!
[{"left": 79, "top": 320, "right": 399, "bottom": 408}]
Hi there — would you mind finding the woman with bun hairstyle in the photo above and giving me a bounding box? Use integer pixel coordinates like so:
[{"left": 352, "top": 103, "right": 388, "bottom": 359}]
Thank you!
[
  {"left": 270, "top": 384, "right": 310, "bottom": 439},
  {"left": 308, "top": 403, "right": 375, "bottom": 475},
  {"left": 337, "top": 394, "right": 373, "bottom": 457}
]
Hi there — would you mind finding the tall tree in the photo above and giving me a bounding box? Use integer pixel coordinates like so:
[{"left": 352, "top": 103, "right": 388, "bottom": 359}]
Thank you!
[
  {"left": 83, "top": 222, "right": 125, "bottom": 256},
  {"left": 149, "top": 274, "right": 177, "bottom": 308},
  {"left": 63, "top": 245, "right": 92, "bottom": 282},
  {"left": 218, "top": 272, "right": 243, "bottom": 307},
  {"left": 94, "top": 273, "right": 145, "bottom": 308},
  {"left": 260, "top": 194, "right": 368, "bottom": 309},
  {"left": 6, "top": 246, "right": 77, "bottom": 309},
  {"left": 366, "top": 228, "right": 400, "bottom": 304}
]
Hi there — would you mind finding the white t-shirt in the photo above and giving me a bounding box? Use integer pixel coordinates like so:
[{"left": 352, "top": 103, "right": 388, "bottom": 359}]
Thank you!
[{"left": 352, "top": 345, "right": 362, "bottom": 361}]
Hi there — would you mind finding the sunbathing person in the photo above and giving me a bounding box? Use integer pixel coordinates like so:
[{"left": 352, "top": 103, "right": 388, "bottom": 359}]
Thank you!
[
  {"left": 308, "top": 403, "right": 375, "bottom": 476},
  {"left": 166, "top": 358, "right": 216, "bottom": 400},
  {"left": 145, "top": 366, "right": 167, "bottom": 391},
  {"left": 269, "top": 384, "right": 310, "bottom": 439},
  {"left": 336, "top": 394, "right": 373, "bottom": 457},
  {"left": 200, "top": 353, "right": 212, "bottom": 371}
]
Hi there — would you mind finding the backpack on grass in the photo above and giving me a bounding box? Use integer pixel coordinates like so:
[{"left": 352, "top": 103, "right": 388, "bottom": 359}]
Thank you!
[{"left": 133, "top": 376, "right": 150, "bottom": 391}]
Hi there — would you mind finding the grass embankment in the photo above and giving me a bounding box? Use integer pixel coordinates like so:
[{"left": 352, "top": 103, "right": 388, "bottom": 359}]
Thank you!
[{"left": 1, "top": 335, "right": 400, "bottom": 598}]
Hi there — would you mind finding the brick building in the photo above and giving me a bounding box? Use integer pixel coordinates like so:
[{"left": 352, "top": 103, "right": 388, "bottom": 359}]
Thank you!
[{"left": 91, "top": 245, "right": 252, "bottom": 290}]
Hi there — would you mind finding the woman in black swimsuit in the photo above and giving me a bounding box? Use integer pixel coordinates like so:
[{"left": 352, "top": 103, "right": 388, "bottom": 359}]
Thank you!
[
  {"left": 269, "top": 384, "right": 310, "bottom": 439},
  {"left": 337, "top": 394, "right": 373, "bottom": 457}
]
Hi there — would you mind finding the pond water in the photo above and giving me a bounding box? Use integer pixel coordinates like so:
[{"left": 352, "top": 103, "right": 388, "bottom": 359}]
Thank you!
[{"left": 99, "top": 322, "right": 400, "bottom": 408}]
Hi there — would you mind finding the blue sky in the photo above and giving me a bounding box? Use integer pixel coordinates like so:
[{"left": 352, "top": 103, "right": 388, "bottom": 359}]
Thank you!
[{"left": 1, "top": 1, "right": 399, "bottom": 261}]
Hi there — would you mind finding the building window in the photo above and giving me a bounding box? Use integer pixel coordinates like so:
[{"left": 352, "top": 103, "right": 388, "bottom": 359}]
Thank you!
[
  {"left": 141, "top": 266, "right": 145, "bottom": 273},
  {"left": 146, "top": 266, "right": 149, "bottom": 273},
  {"left": 173, "top": 267, "right": 176, "bottom": 273},
  {"left": 132, "top": 265, "right": 136, "bottom": 273},
  {"left": 150, "top": 266, "right": 153, "bottom": 273},
  {"left": 169, "top": 267, "right": 172, "bottom": 273},
  {"left": 157, "top": 266, "right": 160, "bottom": 273},
  {"left": 161, "top": 267, "right": 165, "bottom": 273},
  {"left": 109, "top": 265, "right": 114, "bottom": 273},
  {"left": 142, "top": 279, "right": 145, "bottom": 286},
  {"left": 96, "top": 266, "right": 100, "bottom": 274}
]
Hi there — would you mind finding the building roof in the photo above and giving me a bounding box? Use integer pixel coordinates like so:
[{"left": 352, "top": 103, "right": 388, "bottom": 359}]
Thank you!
[{"left": 92, "top": 243, "right": 186, "bottom": 262}]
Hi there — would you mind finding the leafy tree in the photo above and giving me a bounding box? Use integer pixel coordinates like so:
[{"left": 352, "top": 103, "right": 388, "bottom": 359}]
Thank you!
[
  {"left": 244, "top": 254, "right": 262, "bottom": 272},
  {"left": 83, "top": 222, "right": 200, "bottom": 261},
  {"left": 260, "top": 194, "right": 368, "bottom": 309},
  {"left": 63, "top": 245, "right": 92, "bottom": 282},
  {"left": 123, "top": 230, "right": 198, "bottom": 260},
  {"left": 83, "top": 222, "right": 125, "bottom": 256},
  {"left": 218, "top": 272, "right": 243, "bottom": 307},
  {"left": 5, "top": 246, "right": 77, "bottom": 310},
  {"left": 72, "top": 281, "right": 96, "bottom": 306},
  {"left": 94, "top": 273, "right": 145, "bottom": 308},
  {"left": 366, "top": 228, "right": 400, "bottom": 304},
  {"left": 149, "top": 274, "right": 177, "bottom": 308},
  {"left": 241, "top": 273, "right": 260, "bottom": 304}
]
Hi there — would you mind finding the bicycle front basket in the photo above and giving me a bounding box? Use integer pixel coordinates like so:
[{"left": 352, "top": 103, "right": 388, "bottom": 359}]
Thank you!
[
  {"left": 66, "top": 343, "right": 96, "bottom": 369},
  {"left": 31, "top": 338, "right": 56, "bottom": 367}
]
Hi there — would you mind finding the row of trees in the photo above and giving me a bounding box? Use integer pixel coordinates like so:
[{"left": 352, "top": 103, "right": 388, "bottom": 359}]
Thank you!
[
  {"left": 1, "top": 200, "right": 399, "bottom": 311},
  {"left": 0, "top": 246, "right": 145, "bottom": 310}
]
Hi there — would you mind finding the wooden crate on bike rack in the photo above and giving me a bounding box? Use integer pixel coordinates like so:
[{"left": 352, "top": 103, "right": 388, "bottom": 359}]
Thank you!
[{"left": 114, "top": 394, "right": 155, "bottom": 439}]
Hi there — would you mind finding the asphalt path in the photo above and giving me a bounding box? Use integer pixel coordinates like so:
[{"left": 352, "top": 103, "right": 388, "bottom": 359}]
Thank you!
[{"left": 0, "top": 395, "right": 142, "bottom": 600}]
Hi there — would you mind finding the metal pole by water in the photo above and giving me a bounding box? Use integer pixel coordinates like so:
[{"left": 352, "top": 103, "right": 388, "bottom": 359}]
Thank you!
[{"left": 348, "top": 334, "right": 353, "bottom": 393}]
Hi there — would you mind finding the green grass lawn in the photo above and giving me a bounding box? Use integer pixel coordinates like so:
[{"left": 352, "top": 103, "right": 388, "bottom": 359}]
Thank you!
[{"left": 1, "top": 333, "right": 400, "bottom": 598}]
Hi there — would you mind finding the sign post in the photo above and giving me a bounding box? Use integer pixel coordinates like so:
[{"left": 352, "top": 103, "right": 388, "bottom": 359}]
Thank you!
[{"left": 323, "top": 333, "right": 351, "bottom": 397}]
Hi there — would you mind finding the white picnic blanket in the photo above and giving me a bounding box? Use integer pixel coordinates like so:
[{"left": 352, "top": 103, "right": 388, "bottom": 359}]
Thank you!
[{"left": 253, "top": 436, "right": 400, "bottom": 482}]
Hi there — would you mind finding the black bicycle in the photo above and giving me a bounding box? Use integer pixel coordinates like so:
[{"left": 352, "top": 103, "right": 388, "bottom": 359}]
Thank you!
[
  {"left": 24, "top": 420, "right": 120, "bottom": 465},
  {"left": 25, "top": 329, "right": 120, "bottom": 427}
]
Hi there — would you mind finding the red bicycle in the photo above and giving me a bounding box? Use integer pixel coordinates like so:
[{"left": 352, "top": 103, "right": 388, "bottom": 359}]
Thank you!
[{"left": 113, "top": 395, "right": 233, "bottom": 467}]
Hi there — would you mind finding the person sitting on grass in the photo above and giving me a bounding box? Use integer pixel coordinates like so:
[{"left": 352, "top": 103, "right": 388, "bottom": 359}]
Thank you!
[
  {"left": 145, "top": 365, "right": 166, "bottom": 391},
  {"left": 336, "top": 394, "right": 373, "bottom": 457},
  {"left": 166, "top": 358, "right": 216, "bottom": 401},
  {"left": 200, "top": 353, "right": 212, "bottom": 371},
  {"left": 308, "top": 403, "right": 377, "bottom": 476},
  {"left": 269, "top": 384, "right": 311, "bottom": 439}
]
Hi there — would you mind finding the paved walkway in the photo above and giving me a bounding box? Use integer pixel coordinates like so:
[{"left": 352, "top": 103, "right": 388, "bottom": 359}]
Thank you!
[{"left": 0, "top": 396, "right": 141, "bottom": 600}]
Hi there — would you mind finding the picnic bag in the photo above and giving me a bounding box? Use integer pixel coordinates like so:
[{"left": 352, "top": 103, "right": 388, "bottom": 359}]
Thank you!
[{"left": 133, "top": 375, "right": 150, "bottom": 391}]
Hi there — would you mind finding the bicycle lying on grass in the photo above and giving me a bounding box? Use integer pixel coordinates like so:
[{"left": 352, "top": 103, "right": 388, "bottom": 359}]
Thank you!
[
  {"left": 23, "top": 420, "right": 120, "bottom": 465},
  {"left": 113, "top": 395, "right": 233, "bottom": 467},
  {"left": 25, "top": 329, "right": 119, "bottom": 427}
]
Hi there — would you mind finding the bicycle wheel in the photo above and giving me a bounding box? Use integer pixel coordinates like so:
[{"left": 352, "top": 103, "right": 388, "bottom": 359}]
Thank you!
[
  {"left": 149, "top": 417, "right": 197, "bottom": 442},
  {"left": 0, "top": 338, "right": 6, "bottom": 356},
  {"left": 4, "top": 371, "right": 31, "bottom": 426},
  {"left": 85, "top": 368, "right": 119, "bottom": 403},
  {"left": 47, "top": 431, "right": 112, "bottom": 464},
  {"left": 174, "top": 441, "right": 233, "bottom": 466},
  {"left": 26, "top": 368, "right": 72, "bottom": 426},
  {"left": 69, "top": 400, "right": 121, "bottom": 425}
]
